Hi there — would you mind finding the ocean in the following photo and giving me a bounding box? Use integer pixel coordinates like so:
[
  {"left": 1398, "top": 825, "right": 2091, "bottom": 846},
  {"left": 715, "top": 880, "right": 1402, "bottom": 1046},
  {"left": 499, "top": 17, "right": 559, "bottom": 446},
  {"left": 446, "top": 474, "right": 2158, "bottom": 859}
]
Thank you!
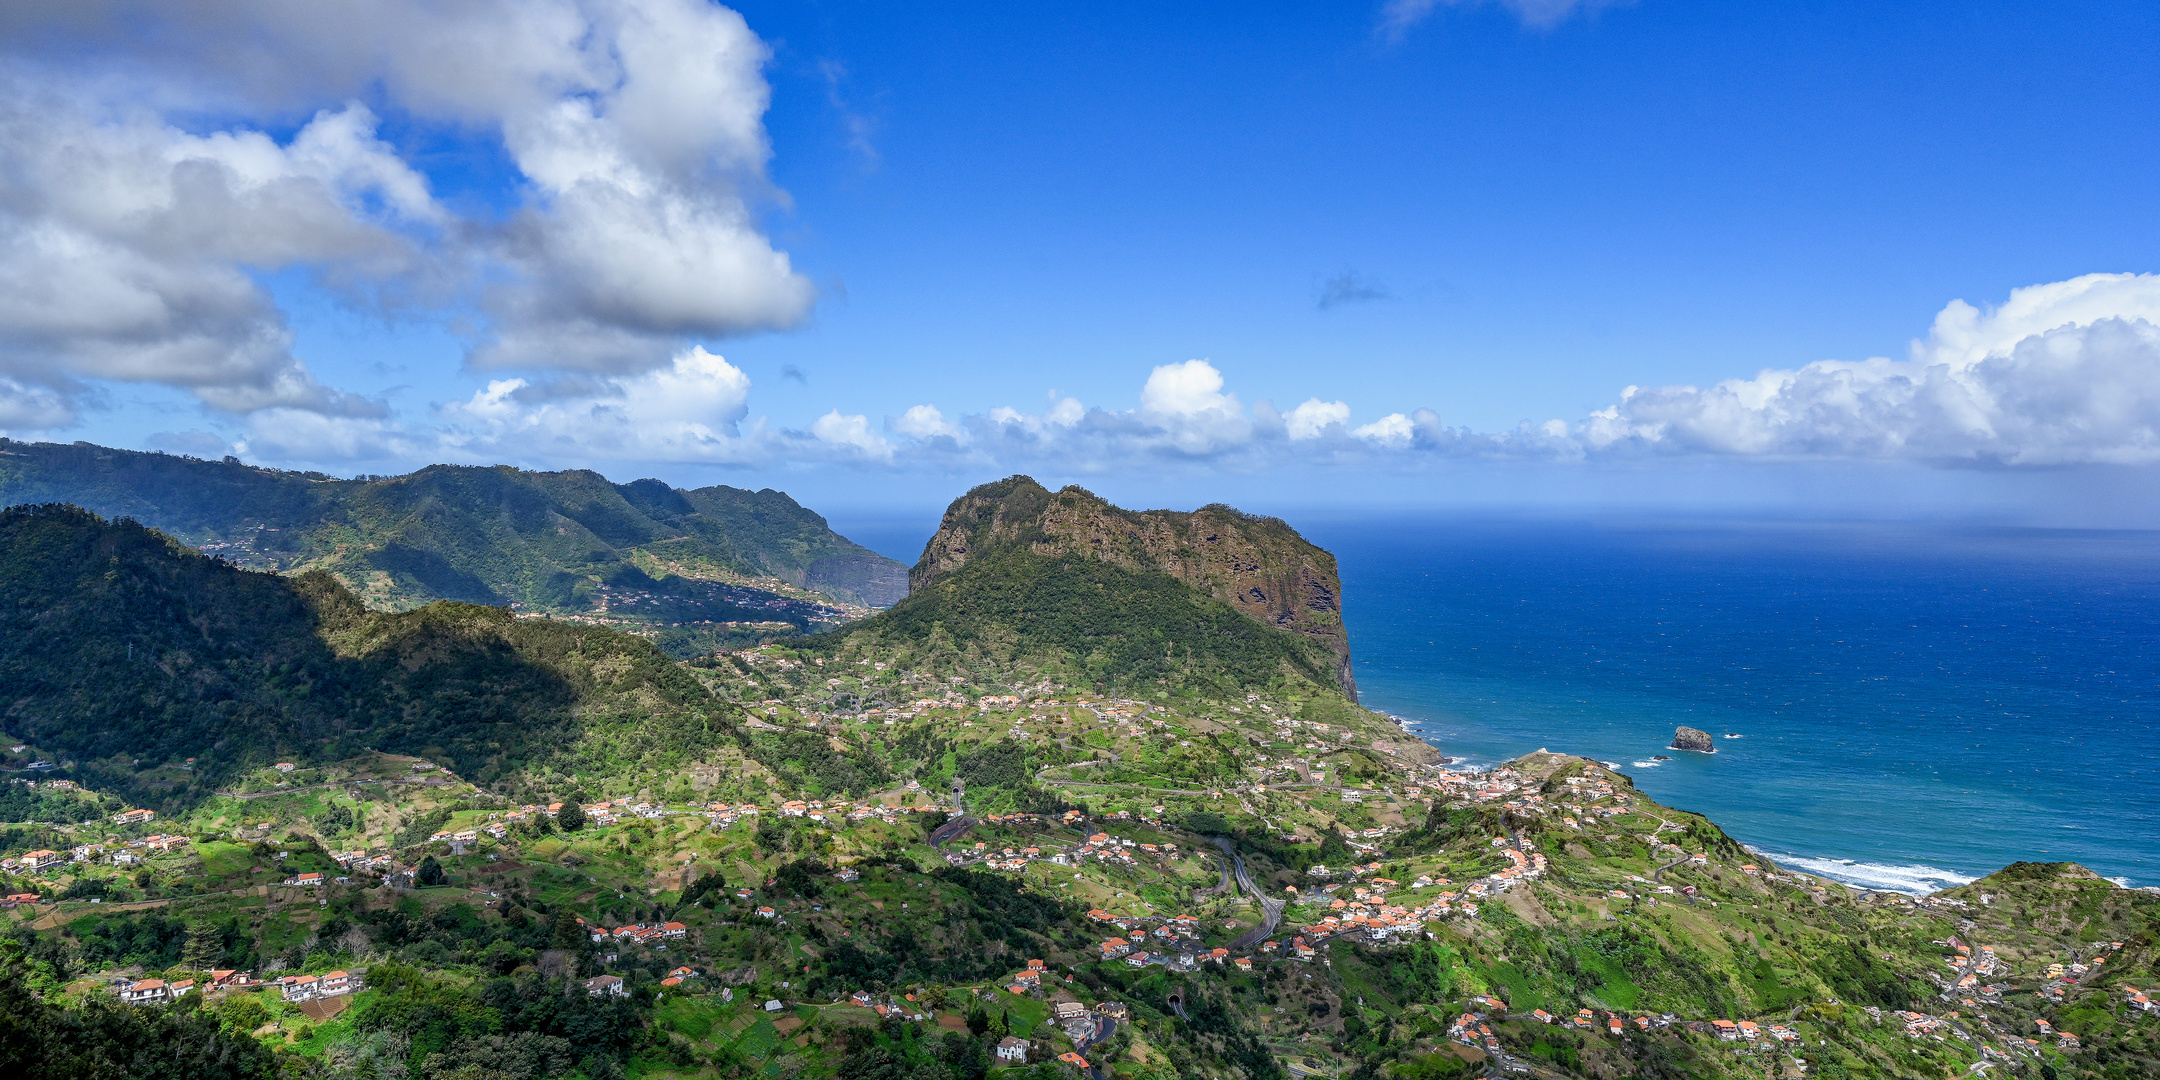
[{"left": 1300, "top": 517, "right": 2160, "bottom": 895}]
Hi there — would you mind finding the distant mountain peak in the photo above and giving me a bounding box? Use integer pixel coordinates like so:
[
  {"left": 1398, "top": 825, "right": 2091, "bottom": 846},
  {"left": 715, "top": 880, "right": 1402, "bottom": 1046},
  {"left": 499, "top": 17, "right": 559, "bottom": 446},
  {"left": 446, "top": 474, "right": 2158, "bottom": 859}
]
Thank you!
[{"left": 838, "top": 476, "right": 1355, "bottom": 699}]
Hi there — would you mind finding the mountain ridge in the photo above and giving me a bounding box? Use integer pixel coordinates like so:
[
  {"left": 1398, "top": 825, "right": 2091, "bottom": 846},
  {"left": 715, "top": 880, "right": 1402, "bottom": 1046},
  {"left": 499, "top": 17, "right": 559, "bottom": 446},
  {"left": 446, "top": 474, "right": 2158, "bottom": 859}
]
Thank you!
[{"left": 0, "top": 439, "right": 907, "bottom": 619}]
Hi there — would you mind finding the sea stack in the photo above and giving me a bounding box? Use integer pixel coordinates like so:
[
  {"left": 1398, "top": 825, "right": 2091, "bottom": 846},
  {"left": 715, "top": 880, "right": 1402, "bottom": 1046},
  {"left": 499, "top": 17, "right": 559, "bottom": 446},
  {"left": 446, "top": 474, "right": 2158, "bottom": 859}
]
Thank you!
[{"left": 1671, "top": 726, "right": 1716, "bottom": 753}]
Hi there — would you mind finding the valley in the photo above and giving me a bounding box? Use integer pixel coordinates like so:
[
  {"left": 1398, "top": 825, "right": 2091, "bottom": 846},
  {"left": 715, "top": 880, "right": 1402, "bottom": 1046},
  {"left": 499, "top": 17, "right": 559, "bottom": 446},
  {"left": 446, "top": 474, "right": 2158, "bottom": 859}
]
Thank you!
[{"left": 0, "top": 478, "right": 2154, "bottom": 1080}]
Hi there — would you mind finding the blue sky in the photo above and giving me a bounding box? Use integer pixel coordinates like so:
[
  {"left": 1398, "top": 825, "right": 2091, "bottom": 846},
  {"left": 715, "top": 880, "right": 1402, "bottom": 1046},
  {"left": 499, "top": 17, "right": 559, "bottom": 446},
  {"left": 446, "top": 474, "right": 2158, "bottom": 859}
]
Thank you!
[{"left": 5, "top": 0, "right": 2160, "bottom": 524}]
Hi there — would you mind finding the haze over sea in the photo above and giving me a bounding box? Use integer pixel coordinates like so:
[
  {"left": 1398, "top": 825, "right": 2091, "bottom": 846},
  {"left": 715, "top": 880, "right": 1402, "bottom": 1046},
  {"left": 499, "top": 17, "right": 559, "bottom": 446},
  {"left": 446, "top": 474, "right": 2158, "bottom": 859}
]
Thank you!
[{"left": 1298, "top": 518, "right": 2160, "bottom": 896}]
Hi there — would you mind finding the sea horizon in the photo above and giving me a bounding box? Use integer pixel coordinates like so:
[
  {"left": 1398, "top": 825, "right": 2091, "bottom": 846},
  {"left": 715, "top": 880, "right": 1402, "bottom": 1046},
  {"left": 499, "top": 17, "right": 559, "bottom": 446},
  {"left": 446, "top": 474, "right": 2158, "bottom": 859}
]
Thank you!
[
  {"left": 1305, "top": 514, "right": 2160, "bottom": 896},
  {"left": 835, "top": 510, "right": 2159, "bottom": 895}
]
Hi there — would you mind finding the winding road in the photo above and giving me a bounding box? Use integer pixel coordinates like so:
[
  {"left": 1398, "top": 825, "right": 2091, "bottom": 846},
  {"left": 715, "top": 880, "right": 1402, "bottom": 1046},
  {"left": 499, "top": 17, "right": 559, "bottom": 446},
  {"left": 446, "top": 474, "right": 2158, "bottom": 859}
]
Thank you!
[
  {"left": 1213, "top": 837, "right": 1286, "bottom": 950},
  {"left": 1194, "top": 848, "right": 1235, "bottom": 897}
]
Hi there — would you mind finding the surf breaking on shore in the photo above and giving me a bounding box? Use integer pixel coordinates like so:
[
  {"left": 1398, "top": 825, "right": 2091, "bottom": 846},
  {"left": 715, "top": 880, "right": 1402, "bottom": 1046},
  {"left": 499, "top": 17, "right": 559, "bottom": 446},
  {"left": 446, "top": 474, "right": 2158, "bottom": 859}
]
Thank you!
[{"left": 1763, "top": 851, "right": 1980, "bottom": 896}]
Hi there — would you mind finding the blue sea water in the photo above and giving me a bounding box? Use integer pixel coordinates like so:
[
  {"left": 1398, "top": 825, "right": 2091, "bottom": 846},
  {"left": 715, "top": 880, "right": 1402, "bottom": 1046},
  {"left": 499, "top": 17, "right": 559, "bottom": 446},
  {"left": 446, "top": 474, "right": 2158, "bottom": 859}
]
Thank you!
[{"left": 1300, "top": 518, "right": 2160, "bottom": 895}]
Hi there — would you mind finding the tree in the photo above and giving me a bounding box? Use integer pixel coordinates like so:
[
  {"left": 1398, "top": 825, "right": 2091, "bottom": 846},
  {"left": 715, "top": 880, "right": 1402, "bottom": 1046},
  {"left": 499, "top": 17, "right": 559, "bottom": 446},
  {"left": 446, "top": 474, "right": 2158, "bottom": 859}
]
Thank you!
[
  {"left": 181, "top": 922, "right": 222, "bottom": 970},
  {"left": 966, "top": 1003, "right": 989, "bottom": 1036},
  {"left": 557, "top": 801, "right": 586, "bottom": 832},
  {"left": 214, "top": 995, "right": 270, "bottom": 1035},
  {"left": 415, "top": 855, "right": 447, "bottom": 888}
]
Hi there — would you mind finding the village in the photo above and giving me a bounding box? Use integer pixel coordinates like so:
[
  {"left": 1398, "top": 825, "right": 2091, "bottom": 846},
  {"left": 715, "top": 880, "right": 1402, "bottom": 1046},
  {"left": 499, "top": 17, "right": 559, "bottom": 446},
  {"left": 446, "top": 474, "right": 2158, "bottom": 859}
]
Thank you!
[{"left": 3, "top": 658, "right": 2155, "bottom": 1080}]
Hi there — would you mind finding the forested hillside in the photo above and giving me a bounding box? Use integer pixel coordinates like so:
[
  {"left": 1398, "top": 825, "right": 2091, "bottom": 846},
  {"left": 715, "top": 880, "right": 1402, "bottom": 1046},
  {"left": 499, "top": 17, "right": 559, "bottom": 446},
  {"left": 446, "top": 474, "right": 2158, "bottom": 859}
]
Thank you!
[
  {"left": 0, "top": 505, "right": 745, "bottom": 807},
  {"left": 0, "top": 439, "right": 906, "bottom": 614}
]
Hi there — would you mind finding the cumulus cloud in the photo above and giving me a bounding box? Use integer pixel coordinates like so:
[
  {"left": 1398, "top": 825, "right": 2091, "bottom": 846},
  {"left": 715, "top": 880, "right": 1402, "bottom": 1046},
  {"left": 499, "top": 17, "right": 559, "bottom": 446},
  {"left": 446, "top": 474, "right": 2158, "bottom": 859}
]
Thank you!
[
  {"left": 0, "top": 96, "right": 422, "bottom": 423},
  {"left": 0, "top": 0, "right": 813, "bottom": 430},
  {"left": 812, "top": 410, "right": 891, "bottom": 460},
  {"left": 1285, "top": 399, "right": 1351, "bottom": 440},
  {"left": 439, "top": 345, "right": 762, "bottom": 463},
  {"left": 1581, "top": 273, "right": 2160, "bottom": 465},
  {"left": 1380, "top": 0, "right": 1625, "bottom": 37},
  {"left": 889, "top": 404, "right": 964, "bottom": 442},
  {"left": 844, "top": 273, "right": 2160, "bottom": 474}
]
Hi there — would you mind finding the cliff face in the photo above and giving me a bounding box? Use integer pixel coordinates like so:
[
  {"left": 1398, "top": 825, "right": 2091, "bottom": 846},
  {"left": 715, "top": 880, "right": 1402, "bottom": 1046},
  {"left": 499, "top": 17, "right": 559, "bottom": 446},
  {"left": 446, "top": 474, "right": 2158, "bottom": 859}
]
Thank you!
[{"left": 912, "top": 477, "right": 1357, "bottom": 698}]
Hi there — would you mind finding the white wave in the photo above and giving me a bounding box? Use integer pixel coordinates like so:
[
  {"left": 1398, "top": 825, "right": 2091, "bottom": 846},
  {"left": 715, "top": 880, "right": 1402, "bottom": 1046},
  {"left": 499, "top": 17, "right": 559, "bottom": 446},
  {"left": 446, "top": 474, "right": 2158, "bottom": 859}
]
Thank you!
[
  {"left": 1600, "top": 761, "right": 1623, "bottom": 769},
  {"left": 2107, "top": 876, "right": 2133, "bottom": 888},
  {"left": 1769, "top": 852, "right": 1980, "bottom": 896},
  {"left": 1630, "top": 760, "right": 1663, "bottom": 768}
]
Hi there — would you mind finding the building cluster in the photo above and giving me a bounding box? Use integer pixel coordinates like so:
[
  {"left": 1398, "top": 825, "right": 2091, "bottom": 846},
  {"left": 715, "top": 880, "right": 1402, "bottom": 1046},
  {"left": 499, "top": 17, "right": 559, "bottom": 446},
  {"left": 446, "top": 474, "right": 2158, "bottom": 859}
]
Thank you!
[
  {"left": 4, "top": 831, "right": 195, "bottom": 874},
  {"left": 330, "top": 849, "right": 397, "bottom": 873},
  {"left": 584, "top": 919, "right": 690, "bottom": 947},
  {"left": 278, "top": 970, "right": 365, "bottom": 1002},
  {"left": 1092, "top": 910, "right": 1208, "bottom": 969},
  {"left": 968, "top": 828, "right": 1175, "bottom": 873},
  {"left": 110, "top": 968, "right": 362, "bottom": 1006}
]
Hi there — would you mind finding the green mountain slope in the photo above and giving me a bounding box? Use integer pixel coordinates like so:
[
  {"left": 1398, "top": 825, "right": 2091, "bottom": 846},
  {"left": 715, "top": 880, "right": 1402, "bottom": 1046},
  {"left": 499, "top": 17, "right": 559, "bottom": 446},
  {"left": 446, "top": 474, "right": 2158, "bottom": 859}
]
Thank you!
[
  {"left": 823, "top": 476, "right": 1358, "bottom": 699},
  {"left": 0, "top": 504, "right": 746, "bottom": 806},
  {"left": 2, "top": 483, "right": 2156, "bottom": 1080},
  {"left": 0, "top": 439, "right": 907, "bottom": 614}
]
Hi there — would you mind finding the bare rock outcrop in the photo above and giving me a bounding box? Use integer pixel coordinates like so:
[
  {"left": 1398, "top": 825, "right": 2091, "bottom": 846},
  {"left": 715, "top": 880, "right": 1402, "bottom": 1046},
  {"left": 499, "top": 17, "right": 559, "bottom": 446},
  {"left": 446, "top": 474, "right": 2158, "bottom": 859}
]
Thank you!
[
  {"left": 1671, "top": 726, "right": 1715, "bottom": 753},
  {"left": 911, "top": 476, "right": 1357, "bottom": 698}
]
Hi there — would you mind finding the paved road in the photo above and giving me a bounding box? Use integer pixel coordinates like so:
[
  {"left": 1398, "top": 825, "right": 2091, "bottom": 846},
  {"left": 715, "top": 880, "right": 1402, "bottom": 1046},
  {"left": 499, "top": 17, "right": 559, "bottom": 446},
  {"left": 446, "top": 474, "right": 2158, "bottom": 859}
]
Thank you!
[
  {"left": 1078, "top": 1017, "right": 1118, "bottom": 1080},
  {"left": 213, "top": 779, "right": 378, "bottom": 800},
  {"left": 1194, "top": 848, "right": 1235, "bottom": 897},
  {"left": 927, "top": 815, "right": 976, "bottom": 848},
  {"left": 1214, "top": 837, "right": 1286, "bottom": 950}
]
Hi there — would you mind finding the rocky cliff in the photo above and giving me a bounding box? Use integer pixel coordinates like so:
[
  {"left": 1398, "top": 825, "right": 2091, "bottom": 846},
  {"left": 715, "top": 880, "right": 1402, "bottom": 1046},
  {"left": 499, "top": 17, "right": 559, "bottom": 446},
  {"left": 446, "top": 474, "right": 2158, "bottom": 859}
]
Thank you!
[{"left": 909, "top": 477, "right": 1357, "bottom": 698}]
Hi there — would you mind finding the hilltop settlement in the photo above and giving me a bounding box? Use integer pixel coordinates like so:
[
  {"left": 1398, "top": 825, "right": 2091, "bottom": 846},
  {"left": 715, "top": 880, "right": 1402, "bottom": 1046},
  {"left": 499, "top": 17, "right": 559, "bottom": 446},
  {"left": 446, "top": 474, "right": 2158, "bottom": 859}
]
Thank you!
[{"left": 0, "top": 464, "right": 2154, "bottom": 1080}]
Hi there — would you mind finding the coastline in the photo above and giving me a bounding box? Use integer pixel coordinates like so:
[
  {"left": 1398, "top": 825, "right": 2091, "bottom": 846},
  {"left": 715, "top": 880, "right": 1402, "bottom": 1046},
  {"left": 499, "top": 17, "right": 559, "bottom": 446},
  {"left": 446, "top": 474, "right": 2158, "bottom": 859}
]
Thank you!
[
  {"left": 1386, "top": 711, "right": 2091, "bottom": 897},
  {"left": 1322, "top": 517, "right": 2160, "bottom": 898}
]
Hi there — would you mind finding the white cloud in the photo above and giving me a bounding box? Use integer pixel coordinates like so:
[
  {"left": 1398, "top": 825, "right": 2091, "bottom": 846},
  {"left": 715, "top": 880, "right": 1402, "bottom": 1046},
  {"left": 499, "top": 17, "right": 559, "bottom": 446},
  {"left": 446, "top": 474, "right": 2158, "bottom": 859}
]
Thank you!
[
  {"left": 856, "top": 273, "right": 2160, "bottom": 473},
  {"left": 1352, "top": 413, "right": 1416, "bottom": 446},
  {"left": 0, "top": 0, "right": 813, "bottom": 431},
  {"left": 438, "top": 345, "right": 764, "bottom": 463},
  {"left": 1580, "top": 274, "right": 2160, "bottom": 465},
  {"left": 1380, "top": 0, "right": 1624, "bottom": 37},
  {"left": 0, "top": 98, "right": 423, "bottom": 424},
  {"left": 1140, "top": 359, "right": 1240, "bottom": 417},
  {"left": 890, "top": 404, "right": 964, "bottom": 441},
  {"left": 0, "top": 376, "right": 74, "bottom": 430},
  {"left": 811, "top": 410, "right": 891, "bottom": 460},
  {"left": 1285, "top": 398, "right": 1351, "bottom": 440}
]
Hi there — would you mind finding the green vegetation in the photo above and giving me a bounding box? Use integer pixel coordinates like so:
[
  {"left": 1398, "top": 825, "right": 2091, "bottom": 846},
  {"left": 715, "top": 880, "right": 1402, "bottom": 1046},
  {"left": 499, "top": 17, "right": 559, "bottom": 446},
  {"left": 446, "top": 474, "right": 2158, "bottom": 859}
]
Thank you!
[
  {"left": 2, "top": 480, "right": 2156, "bottom": 1080},
  {"left": 0, "top": 437, "right": 905, "bottom": 615},
  {"left": 815, "top": 476, "right": 1354, "bottom": 698},
  {"left": 0, "top": 504, "right": 747, "bottom": 806}
]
